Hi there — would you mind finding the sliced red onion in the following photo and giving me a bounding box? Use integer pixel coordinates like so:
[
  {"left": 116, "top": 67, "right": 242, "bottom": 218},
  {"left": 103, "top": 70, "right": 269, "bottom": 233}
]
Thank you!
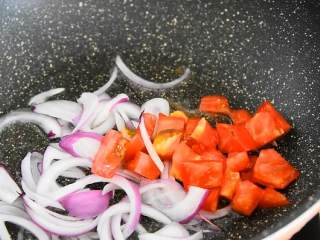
[
  {"left": 0, "top": 166, "right": 22, "bottom": 204},
  {"left": 115, "top": 55, "right": 191, "bottom": 90},
  {"left": 140, "top": 115, "right": 164, "bottom": 172},
  {"left": 73, "top": 93, "right": 99, "bottom": 133},
  {"left": 116, "top": 107, "right": 134, "bottom": 129},
  {"left": 116, "top": 102, "right": 141, "bottom": 120},
  {"left": 0, "top": 221, "right": 11, "bottom": 240},
  {"left": 89, "top": 115, "right": 115, "bottom": 134},
  {"left": 138, "top": 231, "right": 203, "bottom": 240},
  {"left": 58, "top": 119, "right": 73, "bottom": 136},
  {"left": 198, "top": 205, "right": 232, "bottom": 220},
  {"left": 94, "top": 67, "right": 118, "bottom": 95},
  {"left": 59, "top": 190, "right": 110, "bottom": 219},
  {"left": 59, "top": 132, "right": 102, "bottom": 159},
  {"left": 32, "top": 100, "right": 82, "bottom": 125},
  {"left": 23, "top": 196, "right": 98, "bottom": 236},
  {"left": 28, "top": 88, "right": 65, "bottom": 106},
  {"left": 0, "top": 111, "right": 62, "bottom": 139},
  {"left": 161, "top": 161, "right": 172, "bottom": 180},
  {"left": 42, "top": 145, "right": 73, "bottom": 173},
  {"left": 156, "top": 222, "right": 190, "bottom": 238},
  {"left": 117, "top": 169, "right": 146, "bottom": 184},
  {"left": 92, "top": 93, "right": 129, "bottom": 127},
  {"left": 60, "top": 167, "right": 86, "bottom": 179},
  {"left": 36, "top": 158, "right": 92, "bottom": 196},
  {"left": 98, "top": 93, "right": 111, "bottom": 101},
  {"left": 21, "top": 152, "right": 42, "bottom": 191},
  {"left": 122, "top": 214, "right": 147, "bottom": 234},
  {"left": 110, "top": 213, "right": 123, "bottom": 240},
  {"left": 114, "top": 111, "right": 126, "bottom": 131},
  {"left": 141, "top": 98, "right": 170, "bottom": 116}
]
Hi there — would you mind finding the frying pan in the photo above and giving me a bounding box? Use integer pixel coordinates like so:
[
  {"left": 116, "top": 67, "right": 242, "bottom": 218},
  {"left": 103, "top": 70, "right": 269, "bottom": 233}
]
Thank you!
[{"left": 0, "top": 0, "right": 320, "bottom": 239}]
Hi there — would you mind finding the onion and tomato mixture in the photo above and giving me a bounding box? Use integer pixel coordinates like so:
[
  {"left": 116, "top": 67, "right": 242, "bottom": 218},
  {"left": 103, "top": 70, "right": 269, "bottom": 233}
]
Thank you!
[{"left": 0, "top": 57, "right": 299, "bottom": 240}]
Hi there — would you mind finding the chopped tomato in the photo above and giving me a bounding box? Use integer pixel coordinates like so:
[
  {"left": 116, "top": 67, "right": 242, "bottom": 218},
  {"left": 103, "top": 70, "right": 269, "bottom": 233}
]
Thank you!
[
  {"left": 185, "top": 118, "right": 200, "bottom": 138},
  {"left": 125, "top": 151, "right": 160, "bottom": 180},
  {"left": 170, "top": 142, "right": 201, "bottom": 180},
  {"left": 240, "top": 156, "right": 258, "bottom": 181},
  {"left": 156, "top": 113, "right": 185, "bottom": 135},
  {"left": 92, "top": 130, "right": 128, "bottom": 178},
  {"left": 227, "top": 152, "right": 250, "bottom": 172},
  {"left": 170, "top": 111, "right": 188, "bottom": 123},
  {"left": 203, "top": 188, "right": 220, "bottom": 212},
  {"left": 220, "top": 170, "right": 240, "bottom": 200},
  {"left": 253, "top": 149, "right": 299, "bottom": 189},
  {"left": 231, "top": 180, "right": 263, "bottom": 216},
  {"left": 216, "top": 123, "right": 257, "bottom": 153},
  {"left": 259, "top": 187, "right": 289, "bottom": 208},
  {"left": 230, "top": 109, "right": 251, "bottom": 125},
  {"left": 190, "top": 118, "right": 219, "bottom": 149},
  {"left": 199, "top": 95, "right": 231, "bottom": 114},
  {"left": 153, "top": 130, "right": 183, "bottom": 159},
  {"left": 200, "top": 149, "right": 226, "bottom": 162},
  {"left": 121, "top": 128, "right": 136, "bottom": 140},
  {"left": 257, "top": 101, "right": 291, "bottom": 134},
  {"left": 180, "top": 160, "right": 224, "bottom": 189}
]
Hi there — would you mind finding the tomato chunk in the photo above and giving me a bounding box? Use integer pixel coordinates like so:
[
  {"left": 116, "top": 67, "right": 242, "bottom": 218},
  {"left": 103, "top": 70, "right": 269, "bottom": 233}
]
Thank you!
[
  {"left": 240, "top": 156, "right": 258, "bottom": 181},
  {"left": 199, "top": 95, "right": 231, "bottom": 114},
  {"left": 156, "top": 113, "right": 185, "bottom": 135},
  {"left": 257, "top": 101, "right": 291, "bottom": 134},
  {"left": 153, "top": 130, "right": 183, "bottom": 159},
  {"left": 227, "top": 152, "right": 250, "bottom": 172},
  {"left": 191, "top": 118, "right": 219, "bottom": 149},
  {"left": 185, "top": 118, "right": 200, "bottom": 138},
  {"left": 92, "top": 130, "right": 128, "bottom": 178},
  {"left": 171, "top": 142, "right": 201, "bottom": 180},
  {"left": 170, "top": 111, "right": 188, "bottom": 123},
  {"left": 203, "top": 188, "right": 220, "bottom": 212},
  {"left": 259, "top": 187, "right": 289, "bottom": 208},
  {"left": 200, "top": 149, "right": 226, "bottom": 162},
  {"left": 230, "top": 109, "right": 251, "bottom": 125},
  {"left": 220, "top": 170, "right": 240, "bottom": 200},
  {"left": 181, "top": 160, "right": 224, "bottom": 189},
  {"left": 125, "top": 151, "right": 160, "bottom": 180},
  {"left": 216, "top": 123, "right": 257, "bottom": 153},
  {"left": 253, "top": 149, "right": 299, "bottom": 189},
  {"left": 231, "top": 180, "right": 263, "bottom": 216}
]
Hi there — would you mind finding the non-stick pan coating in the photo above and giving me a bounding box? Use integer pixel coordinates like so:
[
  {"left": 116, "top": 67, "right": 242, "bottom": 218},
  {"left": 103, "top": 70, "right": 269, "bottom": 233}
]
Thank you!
[{"left": 0, "top": 0, "right": 320, "bottom": 239}]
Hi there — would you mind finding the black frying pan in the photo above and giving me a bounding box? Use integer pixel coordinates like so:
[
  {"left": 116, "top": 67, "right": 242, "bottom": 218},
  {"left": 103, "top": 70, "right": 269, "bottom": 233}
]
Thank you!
[{"left": 0, "top": 0, "right": 320, "bottom": 239}]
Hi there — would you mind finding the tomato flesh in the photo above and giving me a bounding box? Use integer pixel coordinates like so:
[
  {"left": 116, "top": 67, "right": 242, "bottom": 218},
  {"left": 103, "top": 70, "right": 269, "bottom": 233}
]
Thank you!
[
  {"left": 227, "top": 152, "right": 250, "bottom": 172},
  {"left": 170, "top": 111, "right": 188, "bottom": 123},
  {"left": 156, "top": 113, "right": 185, "bottom": 135},
  {"left": 259, "top": 187, "right": 289, "bottom": 208},
  {"left": 185, "top": 118, "right": 200, "bottom": 138},
  {"left": 220, "top": 170, "right": 240, "bottom": 200},
  {"left": 203, "top": 188, "right": 220, "bottom": 212},
  {"left": 199, "top": 95, "right": 231, "bottom": 114},
  {"left": 191, "top": 118, "right": 219, "bottom": 149},
  {"left": 230, "top": 109, "right": 251, "bottom": 125},
  {"left": 153, "top": 130, "right": 183, "bottom": 159}
]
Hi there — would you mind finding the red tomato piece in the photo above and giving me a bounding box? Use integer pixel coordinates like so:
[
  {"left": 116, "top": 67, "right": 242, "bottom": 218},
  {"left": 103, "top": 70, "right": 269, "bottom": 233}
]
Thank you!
[
  {"left": 170, "top": 111, "right": 188, "bottom": 123},
  {"left": 216, "top": 123, "right": 257, "bottom": 153},
  {"left": 190, "top": 118, "right": 219, "bottom": 149},
  {"left": 201, "top": 149, "right": 226, "bottom": 162},
  {"left": 240, "top": 156, "right": 258, "bottom": 181},
  {"left": 199, "top": 95, "right": 231, "bottom": 114},
  {"left": 227, "top": 152, "right": 250, "bottom": 172},
  {"left": 156, "top": 113, "right": 185, "bottom": 135},
  {"left": 259, "top": 187, "right": 289, "bottom": 208},
  {"left": 125, "top": 151, "right": 160, "bottom": 180},
  {"left": 143, "top": 113, "right": 157, "bottom": 136},
  {"left": 231, "top": 180, "right": 263, "bottom": 216},
  {"left": 230, "top": 109, "right": 252, "bottom": 125},
  {"left": 203, "top": 188, "right": 220, "bottom": 212},
  {"left": 153, "top": 130, "right": 183, "bottom": 160},
  {"left": 185, "top": 118, "right": 200, "bottom": 138},
  {"left": 180, "top": 160, "right": 224, "bottom": 189},
  {"left": 171, "top": 142, "right": 201, "bottom": 180},
  {"left": 220, "top": 170, "right": 240, "bottom": 200},
  {"left": 253, "top": 149, "right": 299, "bottom": 189},
  {"left": 92, "top": 130, "right": 128, "bottom": 178},
  {"left": 257, "top": 101, "right": 291, "bottom": 134}
]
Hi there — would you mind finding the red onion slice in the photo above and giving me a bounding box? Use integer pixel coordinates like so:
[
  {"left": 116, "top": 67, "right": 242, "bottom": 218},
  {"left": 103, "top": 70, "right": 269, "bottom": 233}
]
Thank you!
[
  {"left": 115, "top": 55, "right": 191, "bottom": 90},
  {"left": 60, "top": 167, "right": 86, "bottom": 179},
  {"left": 116, "top": 102, "right": 141, "bottom": 120},
  {"left": 0, "top": 221, "right": 11, "bottom": 240},
  {"left": 73, "top": 93, "right": 100, "bottom": 133},
  {"left": 32, "top": 100, "right": 82, "bottom": 124},
  {"left": 59, "top": 190, "right": 111, "bottom": 219},
  {"left": 0, "top": 166, "right": 22, "bottom": 204},
  {"left": 198, "top": 205, "right": 232, "bottom": 220},
  {"left": 114, "top": 111, "right": 126, "bottom": 131},
  {"left": 59, "top": 132, "right": 102, "bottom": 159},
  {"left": 140, "top": 115, "right": 164, "bottom": 172},
  {"left": 28, "top": 88, "right": 65, "bottom": 106},
  {"left": 21, "top": 152, "right": 42, "bottom": 191},
  {"left": 0, "top": 111, "right": 62, "bottom": 139},
  {"left": 42, "top": 145, "right": 73, "bottom": 173},
  {"left": 141, "top": 98, "right": 170, "bottom": 116},
  {"left": 94, "top": 67, "right": 118, "bottom": 95},
  {"left": 138, "top": 231, "right": 203, "bottom": 240}
]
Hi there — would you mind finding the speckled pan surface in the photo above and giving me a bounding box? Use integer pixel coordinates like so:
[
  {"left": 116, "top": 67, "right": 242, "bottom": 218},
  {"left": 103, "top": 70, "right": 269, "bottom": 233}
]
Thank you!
[{"left": 0, "top": 0, "right": 319, "bottom": 239}]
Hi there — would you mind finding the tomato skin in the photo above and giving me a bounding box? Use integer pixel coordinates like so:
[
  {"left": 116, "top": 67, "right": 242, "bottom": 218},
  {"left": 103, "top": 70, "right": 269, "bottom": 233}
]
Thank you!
[
  {"left": 92, "top": 130, "right": 128, "bottom": 178},
  {"left": 180, "top": 160, "right": 225, "bottom": 189},
  {"left": 257, "top": 101, "right": 291, "bottom": 134},
  {"left": 200, "top": 149, "right": 226, "bottom": 162},
  {"left": 171, "top": 142, "right": 201, "bottom": 180},
  {"left": 190, "top": 118, "right": 219, "bottom": 149},
  {"left": 230, "top": 109, "right": 252, "bottom": 125},
  {"left": 199, "top": 95, "right": 231, "bottom": 114},
  {"left": 125, "top": 151, "right": 160, "bottom": 180},
  {"left": 216, "top": 123, "right": 257, "bottom": 153},
  {"left": 153, "top": 130, "right": 183, "bottom": 160},
  {"left": 157, "top": 113, "right": 185, "bottom": 135},
  {"left": 227, "top": 152, "right": 250, "bottom": 172},
  {"left": 220, "top": 170, "right": 240, "bottom": 200},
  {"left": 203, "top": 188, "right": 220, "bottom": 212},
  {"left": 240, "top": 156, "right": 258, "bottom": 181},
  {"left": 170, "top": 111, "right": 188, "bottom": 123},
  {"left": 185, "top": 118, "right": 200, "bottom": 138},
  {"left": 231, "top": 180, "right": 263, "bottom": 216},
  {"left": 252, "top": 149, "right": 299, "bottom": 189},
  {"left": 259, "top": 188, "right": 289, "bottom": 208}
]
